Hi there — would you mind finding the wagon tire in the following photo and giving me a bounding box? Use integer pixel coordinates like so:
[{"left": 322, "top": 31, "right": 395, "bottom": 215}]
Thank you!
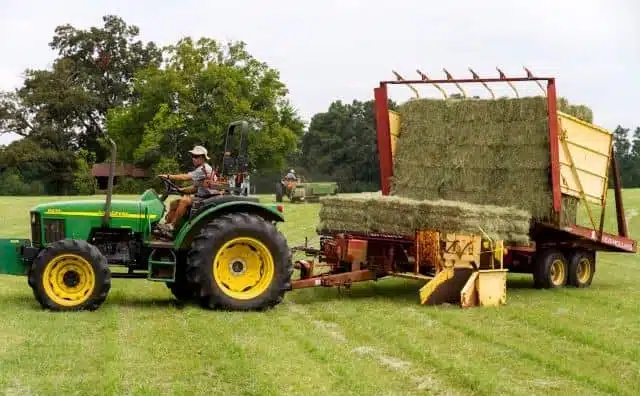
[
  {"left": 533, "top": 249, "right": 567, "bottom": 289},
  {"left": 567, "top": 249, "right": 595, "bottom": 288}
]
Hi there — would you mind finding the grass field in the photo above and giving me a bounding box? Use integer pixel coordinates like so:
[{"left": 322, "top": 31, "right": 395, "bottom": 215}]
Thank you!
[{"left": 1, "top": 190, "right": 639, "bottom": 395}]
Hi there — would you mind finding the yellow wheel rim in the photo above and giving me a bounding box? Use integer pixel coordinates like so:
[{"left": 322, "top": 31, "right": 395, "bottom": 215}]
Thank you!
[
  {"left": 577, "top": 258, "right": 592, "bottom": 283},
  {"left": 550, "top": 259, "right": 565, "bottom": 286},
  {"left": 42, "top": 254, "right": 95, "bottom": 307},
  {"left": 212, "top": 237, "right": 275, "bottom": 300}
]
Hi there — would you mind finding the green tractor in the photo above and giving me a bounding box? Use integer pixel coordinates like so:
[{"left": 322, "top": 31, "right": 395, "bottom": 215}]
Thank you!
[
  {"left": 0, "top": 121, "right": 293, "bottom": 312},
  {"left": 275, "top": 177, "right": 338, "bottom": 203}
]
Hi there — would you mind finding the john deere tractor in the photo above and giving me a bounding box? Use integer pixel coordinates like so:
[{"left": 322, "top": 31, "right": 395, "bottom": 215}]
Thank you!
[{"left": 0, "top": 120, "right": 293, "bottom": 312}]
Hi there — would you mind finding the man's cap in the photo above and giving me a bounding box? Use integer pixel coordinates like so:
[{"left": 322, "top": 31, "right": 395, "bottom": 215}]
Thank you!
[{"left": 189, "top": 145, "right": 210, "bottom": 160}]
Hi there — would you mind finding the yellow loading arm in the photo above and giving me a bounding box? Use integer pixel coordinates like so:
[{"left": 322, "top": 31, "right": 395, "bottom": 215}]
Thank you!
[{"left": 418, "top": 232, "right": 508, "bottom": 308}]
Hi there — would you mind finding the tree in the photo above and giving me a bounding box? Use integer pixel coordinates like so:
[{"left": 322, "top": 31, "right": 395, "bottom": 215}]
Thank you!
[
  {"left": 0, "top": 15, "right": 164, "bottom": 194},
  {"left": 300, "top": 99, "right": 396, "bottom": 192},
  {"left": 106, "top": 37, "right": 304, "bottom": 175},
  {"left": 612, "top": 125, "right": 635, "bottom": 187},
  {"left": 0, "top": 15, "right": 162, "bottom": 162}
]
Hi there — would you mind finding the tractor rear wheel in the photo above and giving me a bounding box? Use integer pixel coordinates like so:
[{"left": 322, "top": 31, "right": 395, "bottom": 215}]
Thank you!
[
  {"left": 29, "top": 239, "right": 111, "bottom": 311},
  {"left": 166, "top": 258, "right": 196, "bottom": 301},
  {"left": 186, "top": 213, "right": 292, "bottom": 311}
]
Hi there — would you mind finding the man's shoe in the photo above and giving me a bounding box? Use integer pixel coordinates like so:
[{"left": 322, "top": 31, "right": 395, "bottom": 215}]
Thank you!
[{"left": 153, "top": 223, "right": 174, "bottom": 239}]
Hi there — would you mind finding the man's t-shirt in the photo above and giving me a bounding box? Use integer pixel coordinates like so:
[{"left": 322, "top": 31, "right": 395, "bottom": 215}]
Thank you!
[{"left": 188, "top": 163, "right": 217, "bottom": 196}]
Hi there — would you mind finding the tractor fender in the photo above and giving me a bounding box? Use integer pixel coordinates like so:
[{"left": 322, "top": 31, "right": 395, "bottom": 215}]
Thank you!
[{"left": 173, "top": 201, "right": 284, "bottom": 249}]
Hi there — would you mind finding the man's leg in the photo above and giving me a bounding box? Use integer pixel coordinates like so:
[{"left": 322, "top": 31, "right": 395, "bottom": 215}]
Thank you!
[
  {"left": 155, "top": 196, "right": 192, "bottom": 238},
  {"left": 169, "top": 195, "right": 192, "bottom": 227},
  {"left": 165, "top": 199, "right": 180, "bottom": 225}
]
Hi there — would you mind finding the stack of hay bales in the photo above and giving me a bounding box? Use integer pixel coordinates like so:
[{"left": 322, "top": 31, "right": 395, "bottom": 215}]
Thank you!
[
  {"left": 317, "top": 192, "right": 532, "bottom": 245},
  {"left": 390, "top": 96, "right": 585, "bottom": 226},
  {"left": 317, "top": 95, "right": 590, "bottom": 246}
]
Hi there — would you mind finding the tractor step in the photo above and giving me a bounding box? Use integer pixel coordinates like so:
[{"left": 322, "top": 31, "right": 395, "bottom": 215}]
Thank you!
[{"left": 147, "top": 246, "right": 177, "bottom": 282}]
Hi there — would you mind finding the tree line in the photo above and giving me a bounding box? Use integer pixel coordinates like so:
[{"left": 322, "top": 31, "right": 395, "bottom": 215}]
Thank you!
[{"left": 0, "top": 15, "right": 638, "bottom": 196}]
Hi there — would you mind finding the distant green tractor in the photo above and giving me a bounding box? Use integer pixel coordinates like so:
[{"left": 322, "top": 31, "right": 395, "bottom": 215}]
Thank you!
[
  {"left": 0, "top": 121, "right": 293, "bottom": 312},
  {"left": 275, "top": 177, "right": 338, "bottom": 203}
]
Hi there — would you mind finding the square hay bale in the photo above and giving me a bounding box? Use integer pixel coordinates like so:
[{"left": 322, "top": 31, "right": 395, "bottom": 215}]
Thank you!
[
  {"left": 390, "top": 95, "right": 586, "bottom": 226},
  {"left": 317, "top": 193, "right": 532, "bottom": 246}
]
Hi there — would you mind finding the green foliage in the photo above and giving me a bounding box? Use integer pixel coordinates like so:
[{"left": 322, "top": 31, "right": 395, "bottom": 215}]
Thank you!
[
  {"left": 300, "top": 99, "right": 395, "bottom": 192},
  {"left": 0, "top": 136, "right": 77, "bottom": 195},
  {"left": 0, "top": 168, "right": 45, "bottom": 196},
  {"left": 0, "top": 15, "right": 162, "bottom": 196},
  {"left": 72, "top": 150, "right": 98, "bottom": 195},
  {"left": 106, "top": 37, "right": 304, "bottom": 176},
  {"left": 113, "top": 177, "right": 148, "bottom": 195},
  {"left": 611, "top": 125, "right": 640, "bottom": 188},
  {"left": 1, "top": 14, "right": 304, "bottom": 197}
]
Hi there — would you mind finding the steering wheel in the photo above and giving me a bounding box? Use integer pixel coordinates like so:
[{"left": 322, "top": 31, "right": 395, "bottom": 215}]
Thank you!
[{"left": 158, "top": 175, "right": 183, "bottom": 201}]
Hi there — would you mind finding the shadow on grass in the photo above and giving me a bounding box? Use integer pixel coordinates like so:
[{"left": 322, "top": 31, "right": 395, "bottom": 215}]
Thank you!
[
  {"left": 2, "top": 274, "right": 542, "bottom": 313},
  {"left": 0, "top": 291, "right": 195, "bottom": 312},
  {"left": 289, "top": 275, "right": 538, "bottom": 306}
]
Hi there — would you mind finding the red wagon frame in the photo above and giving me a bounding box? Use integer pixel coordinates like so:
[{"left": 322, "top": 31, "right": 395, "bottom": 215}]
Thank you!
[{"left": 372, "top": 68, "right": 636, "bottom": 254}]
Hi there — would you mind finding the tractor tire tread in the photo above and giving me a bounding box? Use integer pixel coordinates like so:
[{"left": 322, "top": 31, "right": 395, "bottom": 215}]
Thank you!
[
  {"left": 186, "top": 212, "right": 292, "bottom": 311},
  {"left": 29, "top": 239, "right": 111, "bottom": 311}
]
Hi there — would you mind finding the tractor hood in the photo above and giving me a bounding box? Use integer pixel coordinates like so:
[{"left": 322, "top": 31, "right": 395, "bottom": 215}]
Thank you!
[
  {"left": 31, "top": 199, "right": 145, "bottom": 219},
  {"left": 30, "top": 189, "right": 165, "bottom": 222}
]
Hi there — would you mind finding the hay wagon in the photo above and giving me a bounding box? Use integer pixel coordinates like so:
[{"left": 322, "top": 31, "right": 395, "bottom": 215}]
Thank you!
[{"left": 290, "top": 68, "right": 637, "bottom": 308}]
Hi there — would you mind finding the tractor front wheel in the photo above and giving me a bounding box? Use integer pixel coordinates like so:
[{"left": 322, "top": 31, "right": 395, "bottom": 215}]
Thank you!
[
  {"left": 29, "top": 239, "right": 111, "bottom": 311},
  {"left": 186, "top": 213, "right": 292, "bottom": 311}
]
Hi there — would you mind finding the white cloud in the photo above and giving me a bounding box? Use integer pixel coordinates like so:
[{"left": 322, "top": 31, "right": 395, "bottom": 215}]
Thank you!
[{"left": 0, "top": 0, "right": 638, "bottom": 146}]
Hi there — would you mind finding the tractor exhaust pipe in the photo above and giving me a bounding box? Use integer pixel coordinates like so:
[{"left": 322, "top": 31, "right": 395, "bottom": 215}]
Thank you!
[{"left": 103, "top": 135, "right": 117, "bottom": 227}]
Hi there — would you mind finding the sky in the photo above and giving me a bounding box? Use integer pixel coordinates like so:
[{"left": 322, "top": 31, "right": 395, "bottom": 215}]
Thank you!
[{"left": 0, "top": 0, "right": 638, "bottom": 145}]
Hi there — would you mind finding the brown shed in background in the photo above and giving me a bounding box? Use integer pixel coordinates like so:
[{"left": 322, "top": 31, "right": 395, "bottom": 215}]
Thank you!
[{"left": 91, "top": 162, "right": 150, "bottom": 189}]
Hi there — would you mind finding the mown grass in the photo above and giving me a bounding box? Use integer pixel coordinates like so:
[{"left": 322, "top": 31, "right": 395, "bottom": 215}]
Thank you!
[{"left": 0, "top": 190, "right": 639, "bottom": 395}]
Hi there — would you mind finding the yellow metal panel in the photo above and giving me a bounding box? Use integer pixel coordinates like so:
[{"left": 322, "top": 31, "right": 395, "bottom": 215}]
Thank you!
[
  {"left": 389, "top": 110, "right": 400, "bottom": 159},
  {"left": 476, "top": 269, "right": 508, "bottom": 307},
  {"left": 557, "top": 111, "right": 613, "bottom": 205},
  {"left": 460, "top": 271, "right": 479, "bottom": 308},
  {"left": 419, "top": 268, "right": 454, "bottom": 304}
]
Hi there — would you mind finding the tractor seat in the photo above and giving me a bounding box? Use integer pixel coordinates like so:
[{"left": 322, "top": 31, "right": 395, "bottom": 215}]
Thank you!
[{"left": 190, "top": 193, "right": 259, "bottom": 218}]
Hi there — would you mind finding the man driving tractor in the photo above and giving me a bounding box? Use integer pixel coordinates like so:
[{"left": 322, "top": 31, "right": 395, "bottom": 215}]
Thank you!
[
  {"left": 154, "top": 145, "right": 220, "bottom": 238},
  {"left": 284, "top": 169, "right": 297, "bottom": 181}
]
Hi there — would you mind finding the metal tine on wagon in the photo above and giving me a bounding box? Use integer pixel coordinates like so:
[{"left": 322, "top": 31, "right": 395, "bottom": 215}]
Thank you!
[
  {"left": 468, "top": 67, "right": 495, "bottom": 99},
  {"left": 524, "top": 66, "right": 547, "bottom": 96},
  {"left": 443, "top": 68, "right": 467, "bottom": 98},
  {"left": 392, "top": 70, "right": 420, "bottom": 99},
  {"left": 497, "top": 67, "right": 519, "bottom": 98},
  {"left": 416, "top": 69, "right": 448, "bottom": 99}
]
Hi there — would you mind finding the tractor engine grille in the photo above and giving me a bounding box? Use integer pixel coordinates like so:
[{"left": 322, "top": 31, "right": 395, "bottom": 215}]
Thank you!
[
  {"left": 30, "top": 212, "right": 41, "bottom": 246},
  {"left": 43, "top": 219, "right": 65, "bottom": 244}
]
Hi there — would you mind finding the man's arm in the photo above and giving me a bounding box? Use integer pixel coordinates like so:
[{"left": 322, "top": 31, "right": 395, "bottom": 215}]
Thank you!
[
  {"left": 166, "top": 174, "right": 192, "bottom": 182},
  {"left": 179, "top": 185, "right": 197, "bottom": 194}
]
